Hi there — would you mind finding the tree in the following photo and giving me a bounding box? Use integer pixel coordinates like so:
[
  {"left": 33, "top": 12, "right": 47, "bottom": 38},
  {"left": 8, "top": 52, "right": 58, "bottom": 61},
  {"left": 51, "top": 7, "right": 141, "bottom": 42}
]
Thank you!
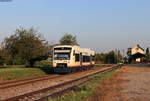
[
  {"left": 127, "top": 48, "right": 132, "bottom": 63},
  {"left": 95, "top": 50, "right": 123, "bottom": 64},
  {"left": 0, "top": 45, "right": 4, "bottom": 65},
  {"left": 145, "top": 47, "right": 150, "bottom": 62},
  {"left": 59, "top": 33, "right": 79, "bottom": 45},
  {"left": 123, "top": 57, "right": 128, "bottom": 64},
  {"left": 116, "top": 50, "right": 123, "bottom": 63},
  {"left": 95, "top": 53, "right": 105, "bottom": 63},
  {"left": 3, "top": 27, "right": 50, "bottom": 67},
  {"left": 104, "top": 51, "right": 116, "bottom": 64}
]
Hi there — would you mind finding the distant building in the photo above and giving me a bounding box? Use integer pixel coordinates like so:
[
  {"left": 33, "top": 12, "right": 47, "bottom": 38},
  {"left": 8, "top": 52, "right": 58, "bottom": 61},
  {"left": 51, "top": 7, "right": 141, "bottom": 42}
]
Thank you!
[
  {"left": 131, "top": 45, "right": 145, "bottom": 55},
  {"left": 129, "top": 44, "right": 145, "bottom": 63}
]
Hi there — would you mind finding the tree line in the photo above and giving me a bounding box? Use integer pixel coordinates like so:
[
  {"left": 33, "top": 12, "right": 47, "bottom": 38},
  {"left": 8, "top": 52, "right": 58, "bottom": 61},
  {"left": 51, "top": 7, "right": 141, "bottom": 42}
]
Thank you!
[
  {"left": 0, "top": 28, "right": 51, "bottom": 67},
  {"left": 95, "top": 50, "right": 123, "bottom": 64},
  {"left": 0, "top": 27, "right": 123, "bottom": 67},
  {"left": 0, "top": 27, "right": 79, "bottom": 67}
]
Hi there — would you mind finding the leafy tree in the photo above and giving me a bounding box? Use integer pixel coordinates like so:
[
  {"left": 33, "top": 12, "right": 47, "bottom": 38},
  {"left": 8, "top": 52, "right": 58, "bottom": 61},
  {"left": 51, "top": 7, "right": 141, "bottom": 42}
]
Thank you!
[
  {"left": 127, "top": 48, "right": 132, "bottom": 63},
  {"left": 104, "top": 51, "right": 116, "bottom": 64},
  {"left": 95, "top": 50, "right": 123, "bottom": 64},
  {"left": 3, "top": 27, "right": 50, "bottom": 67},
  {"left": 59, "top": 33, "right": 79, "bottom": 45},
  {"left": 145, "top": 47, "right": 150, "bottom": 62},
  {"left": 95, "top": 53, "right": 105, "bottom": 63},
  {"left": 123, "top": 57, "right": 128, "bottom": 64},
  {"left": 116, "top": 50, "right": 123, "bottom": 63},
  {"left": 0, "top": 45, "right": 4, "bottom": 65}
]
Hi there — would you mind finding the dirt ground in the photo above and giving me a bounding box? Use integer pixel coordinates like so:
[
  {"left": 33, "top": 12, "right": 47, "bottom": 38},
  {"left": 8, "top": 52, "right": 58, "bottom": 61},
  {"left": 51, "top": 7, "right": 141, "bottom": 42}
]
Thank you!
[{"left": 86, "top": 65, "right": 150, "bottom": 101}]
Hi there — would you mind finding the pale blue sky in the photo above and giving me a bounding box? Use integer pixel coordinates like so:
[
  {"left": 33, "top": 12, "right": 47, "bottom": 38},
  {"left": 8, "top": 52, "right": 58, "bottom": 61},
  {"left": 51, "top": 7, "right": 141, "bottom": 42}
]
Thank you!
[{"left": 0, "top": 0, "right": 150, "bottom": 53}]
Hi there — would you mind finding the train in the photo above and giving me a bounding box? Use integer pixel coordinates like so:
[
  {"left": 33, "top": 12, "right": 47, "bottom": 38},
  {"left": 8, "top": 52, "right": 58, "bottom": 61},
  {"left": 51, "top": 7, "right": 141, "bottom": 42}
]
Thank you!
[{"left": 52, "top": 45, "right": 95, "bottom": 73}]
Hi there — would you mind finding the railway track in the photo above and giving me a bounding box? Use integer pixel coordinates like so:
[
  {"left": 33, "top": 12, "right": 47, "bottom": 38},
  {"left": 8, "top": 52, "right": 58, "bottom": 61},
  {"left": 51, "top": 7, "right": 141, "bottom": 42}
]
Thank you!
[
  {"left": 0, "top": 74, "right": 61, "bottom": 89},
  {"left": 0, "top": 65, "right": 113, "bottom": 89},
  {"left": 1, "top": 65, "right": 122, "bottom": 101}
]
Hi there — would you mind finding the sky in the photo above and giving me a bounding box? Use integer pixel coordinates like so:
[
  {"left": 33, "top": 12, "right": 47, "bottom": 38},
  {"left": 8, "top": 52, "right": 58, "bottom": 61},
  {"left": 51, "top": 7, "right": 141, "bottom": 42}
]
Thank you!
[{"left": 0, "top": 0, "right": 150, "bottom": 53}]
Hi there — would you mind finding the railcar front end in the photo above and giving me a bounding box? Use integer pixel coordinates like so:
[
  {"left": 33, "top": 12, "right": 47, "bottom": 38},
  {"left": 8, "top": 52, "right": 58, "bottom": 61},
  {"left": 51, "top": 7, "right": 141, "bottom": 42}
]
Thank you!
[{"left": 52, "top": 45, "right": 95, "bottom": 73}]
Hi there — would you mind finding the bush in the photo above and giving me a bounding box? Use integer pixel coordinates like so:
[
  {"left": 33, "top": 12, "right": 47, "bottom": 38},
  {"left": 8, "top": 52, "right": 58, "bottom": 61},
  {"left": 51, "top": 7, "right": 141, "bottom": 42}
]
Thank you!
[
  {"left": 0, "top": 57, "right": 4, "bottom": 66},
  {"left": 0, "top": 67, "right": 46, "bottom": 81},
  {"left": 34, "top": 60, "right": 52, "bottom": 67}
]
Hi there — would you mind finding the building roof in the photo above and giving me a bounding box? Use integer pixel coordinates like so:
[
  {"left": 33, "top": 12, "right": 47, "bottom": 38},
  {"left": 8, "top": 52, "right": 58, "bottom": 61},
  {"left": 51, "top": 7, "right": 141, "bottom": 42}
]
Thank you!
[{"left": 132, "top": 44, "right": 144, "bottom": 51}]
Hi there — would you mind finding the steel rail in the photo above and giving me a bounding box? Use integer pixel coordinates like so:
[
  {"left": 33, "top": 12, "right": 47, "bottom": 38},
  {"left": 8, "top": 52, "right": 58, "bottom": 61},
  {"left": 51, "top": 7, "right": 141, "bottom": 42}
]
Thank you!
[
  {"left": 2, "top": 65, "right": 122, "bottom": 101},
  {"left": 0, "top": 75, "right": 60, "bottom": 89}
]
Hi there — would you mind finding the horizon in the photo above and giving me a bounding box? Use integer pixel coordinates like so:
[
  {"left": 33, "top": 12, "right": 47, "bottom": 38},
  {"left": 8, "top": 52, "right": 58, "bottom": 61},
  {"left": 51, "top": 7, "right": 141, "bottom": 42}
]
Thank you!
[{"left": 0, "top": 0, "right": 150, "bottom": 53}]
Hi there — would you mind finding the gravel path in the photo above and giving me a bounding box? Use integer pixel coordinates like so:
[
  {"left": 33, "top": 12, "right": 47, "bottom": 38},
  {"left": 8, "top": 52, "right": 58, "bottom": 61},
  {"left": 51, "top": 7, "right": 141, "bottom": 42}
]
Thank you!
[{"left": 86, "top": 65, "right": 150, "bottom": 101}]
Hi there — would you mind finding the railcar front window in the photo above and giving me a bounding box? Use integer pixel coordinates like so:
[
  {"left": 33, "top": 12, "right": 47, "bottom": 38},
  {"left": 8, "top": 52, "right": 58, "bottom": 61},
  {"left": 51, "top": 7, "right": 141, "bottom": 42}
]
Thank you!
[{"left": 54, "top": 53, "right": 70, "bottom": 60}]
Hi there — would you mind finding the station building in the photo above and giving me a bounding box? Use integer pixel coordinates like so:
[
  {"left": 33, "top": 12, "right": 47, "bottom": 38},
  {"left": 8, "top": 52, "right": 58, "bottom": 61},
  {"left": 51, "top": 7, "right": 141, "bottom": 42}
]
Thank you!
[{"left": 129, "top": 45, "right": 145, "bottom": 63}]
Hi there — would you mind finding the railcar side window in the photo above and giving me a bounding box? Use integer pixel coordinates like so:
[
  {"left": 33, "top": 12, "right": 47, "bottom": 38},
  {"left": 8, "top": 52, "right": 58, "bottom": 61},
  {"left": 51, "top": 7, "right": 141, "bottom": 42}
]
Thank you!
[
  {"left": 75, "top": 54, "right": 80, "bottom": 62},
  {"left": 92, "top": 55, "right": 95, "bottom": 61},
  {"left": 83, "top": 56, "right": 90, "bottom": 62}
]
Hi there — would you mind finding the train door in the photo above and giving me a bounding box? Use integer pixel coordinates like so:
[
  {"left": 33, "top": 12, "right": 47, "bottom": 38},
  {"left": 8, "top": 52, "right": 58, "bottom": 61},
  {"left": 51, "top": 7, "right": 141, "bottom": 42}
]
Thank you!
[{"left": 80, "top": 53, "right": 82, "bottom": 67}]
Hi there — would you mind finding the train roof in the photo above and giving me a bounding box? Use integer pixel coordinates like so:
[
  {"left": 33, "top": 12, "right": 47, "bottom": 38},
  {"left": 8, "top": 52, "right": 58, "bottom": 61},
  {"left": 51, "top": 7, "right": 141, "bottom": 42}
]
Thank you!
[
  {"left": 54, "top": 45, "right": 79, "bottom": 48},
  {"left": 53, "top": 45, "right": 95, "bottom": 54}
]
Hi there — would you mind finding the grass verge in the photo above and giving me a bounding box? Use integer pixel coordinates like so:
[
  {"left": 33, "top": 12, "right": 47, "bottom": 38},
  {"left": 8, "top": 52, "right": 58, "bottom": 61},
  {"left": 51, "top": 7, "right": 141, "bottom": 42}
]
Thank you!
[
  {"left": 94, "top": 64, "right": 113, "bottom": 67},
  {"left": 0, "top": 67, "right": 47, "bottom": 81},
  {"left": 48, "top": 69, "right": 118, "bottom": 101}
]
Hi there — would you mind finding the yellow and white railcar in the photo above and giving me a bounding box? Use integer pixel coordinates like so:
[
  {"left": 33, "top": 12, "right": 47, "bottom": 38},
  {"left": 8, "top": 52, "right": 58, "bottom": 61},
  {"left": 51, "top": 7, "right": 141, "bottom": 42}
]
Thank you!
[{"left": 53, "top": 45, "right": 95, "bottom": 73}]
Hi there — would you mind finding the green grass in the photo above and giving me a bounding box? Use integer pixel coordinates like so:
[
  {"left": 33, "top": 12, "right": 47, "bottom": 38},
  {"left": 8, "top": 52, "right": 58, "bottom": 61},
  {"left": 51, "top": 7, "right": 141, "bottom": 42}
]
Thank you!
[
  {"left": 0, "top": 60, "right": 53, "bottom": 81},
  {"left": 0, "top": 67, "right": 47, "bottom": 81},
  {"left": 35, "top": 60, "right": 52, "bottom": 67},
  {"left": 94, "top": 64, "right": 112, "bottom": 67},
  {"left": 48, "top": 69, "right": 117, "bottom": 101}
]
